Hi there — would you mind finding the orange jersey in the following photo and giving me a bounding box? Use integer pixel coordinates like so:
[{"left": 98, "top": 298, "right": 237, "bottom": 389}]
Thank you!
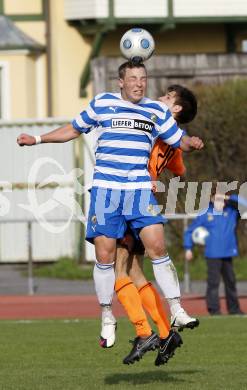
[{"left": 148, "top": 138, "right": 185, "bottom": 180}]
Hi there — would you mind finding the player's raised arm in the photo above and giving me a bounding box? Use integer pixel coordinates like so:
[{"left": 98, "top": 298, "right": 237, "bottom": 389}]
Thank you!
[
  {"left": 17, "top": 96, "right": 100, "bottom": 147},
  {"left": 17, "top": 123, "right": 80, "bottom": 147}
]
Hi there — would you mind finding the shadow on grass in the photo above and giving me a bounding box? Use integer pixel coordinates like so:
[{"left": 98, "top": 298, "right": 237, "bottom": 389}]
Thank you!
[{"left": 105, "top": 369, "right": 201, "bottom": 385}]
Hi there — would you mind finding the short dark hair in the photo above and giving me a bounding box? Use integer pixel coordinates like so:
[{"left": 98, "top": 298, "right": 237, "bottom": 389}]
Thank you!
[
  {"left": 167, "top": 84, "right": 197, "bottom": 124},
  {"left": 118, "top": 61, "right": 147, "bottom": 79}
]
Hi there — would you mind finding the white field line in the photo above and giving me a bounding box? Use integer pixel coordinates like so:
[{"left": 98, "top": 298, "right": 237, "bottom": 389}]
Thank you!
[{"left": 0, "top": 315, "right": 246, "bottom": 324}]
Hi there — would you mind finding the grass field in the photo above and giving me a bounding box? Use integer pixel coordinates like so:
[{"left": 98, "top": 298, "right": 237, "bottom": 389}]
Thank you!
[
  {"left": 0, "top": 316, "right": 246, "bottom": 390},
  {"left": 32, "top": 255, "right": 247, "bottom": 281}
]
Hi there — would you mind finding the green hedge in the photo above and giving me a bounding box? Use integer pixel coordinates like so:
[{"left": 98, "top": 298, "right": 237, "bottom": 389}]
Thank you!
[
  {"left": 158, "top": 79, "right": 247, "bottom": 254},
  {"left": 184, "top": 79, "right": 247, "bottom": 183}
]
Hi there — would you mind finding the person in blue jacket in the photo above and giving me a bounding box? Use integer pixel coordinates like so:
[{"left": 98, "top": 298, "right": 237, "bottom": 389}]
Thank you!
[{"left": 184, "top": 191, "right": 246, "bottom": 315}]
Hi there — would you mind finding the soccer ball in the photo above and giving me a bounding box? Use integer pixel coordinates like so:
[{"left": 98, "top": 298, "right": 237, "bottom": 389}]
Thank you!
[
  {"left": 120, "top": 28, "right": 155, "bottom": 62},
  {"left": 192, "top": 226, "right": 209, "bottom": 246}
]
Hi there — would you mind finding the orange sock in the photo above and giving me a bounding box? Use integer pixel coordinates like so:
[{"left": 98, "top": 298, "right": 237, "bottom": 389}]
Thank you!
[
  {"left": 115, "top": 277, "right": 152, "bottom": 338},
  {"left": 138, "top": 282, "right": 170, "bottom": 339}
]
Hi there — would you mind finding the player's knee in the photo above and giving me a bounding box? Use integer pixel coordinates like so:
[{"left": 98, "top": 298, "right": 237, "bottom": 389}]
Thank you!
[
  {"left": 130, "top": 270, "right": 147, "bottom": 289},
  {"left": 148, "top": 241, "right": 166, "bottom": 258},
  {"left": 96, "top": 250, "right": 115, "bottom": 264}
]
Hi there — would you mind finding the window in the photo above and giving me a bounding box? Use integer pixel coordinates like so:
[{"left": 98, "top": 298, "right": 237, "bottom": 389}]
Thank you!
[
  {"left": 242, "top": 40, "right": 247, "bottom": 53},
  {"left": 0, "top": 62, "right": 10, "bottom": 119},
  {"left": 0, "top": 66, "right": 2, "bottom": 119}
]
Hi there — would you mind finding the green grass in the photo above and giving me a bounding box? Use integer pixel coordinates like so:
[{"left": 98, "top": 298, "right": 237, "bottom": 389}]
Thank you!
[
  {"left": 0, "top": 316, "right": 246, "bottom": 390},
  {"left": 32, "top": 257, "right": 93, "bottom": 280},
  {"left": 32, "top": 255, "right": 247, "bottom": 282},
  {"left": 143, "top": 255, "right": 247, "bottom": 281}
]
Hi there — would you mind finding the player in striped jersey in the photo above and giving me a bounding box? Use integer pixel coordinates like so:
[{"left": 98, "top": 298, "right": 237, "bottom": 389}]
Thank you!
[
  {"left": 17, "top": 62, "right": 203, "bottom": 362},
  {"left": 78, "top": 66, "right": 203, "bottom": 358}
]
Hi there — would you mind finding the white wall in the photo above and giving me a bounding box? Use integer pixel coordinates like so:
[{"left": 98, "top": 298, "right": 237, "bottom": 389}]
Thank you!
[
  {"left": 64, "top": 0, "right": 247, "bottom": 20},
  {"left": 174, "top": 0, "right": 247, "bottom": 17},
  {"left": 64, "top": 0, "right": 108, "bottom": 20},
  {"left": 0, "top": 118, "right": 89, "bottom": 262},
  {"left": 0, "top": 61, "right": 10, "bottom": 120},
  {"left": 114, "top": 0, "right": 168, "bottom": 18}
]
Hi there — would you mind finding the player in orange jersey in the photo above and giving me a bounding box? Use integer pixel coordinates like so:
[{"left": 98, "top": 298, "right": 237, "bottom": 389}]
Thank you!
[{"left": 148, "top": 139, "right": 185, "bottom": 182}]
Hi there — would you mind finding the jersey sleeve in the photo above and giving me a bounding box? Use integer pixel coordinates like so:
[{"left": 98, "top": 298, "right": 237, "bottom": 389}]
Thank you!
[
  {"left": 158, "top": 109, "right": 185, "bottom": 148},
  {"left": 228, "top": 194, "right": 247, "bottom": 208},
  {"left": 148, "top": 139, "right": 186, "bottom": 180},
  {"left": 71, "top": 97, "right": 98, "bottom": 134},
  {"left": 227, "top": 194, "right": 247, "bottom": 218}
]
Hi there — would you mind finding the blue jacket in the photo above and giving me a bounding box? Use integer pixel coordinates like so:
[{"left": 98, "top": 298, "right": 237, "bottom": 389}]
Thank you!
[{"left": 183, "top": 195, "right": 247, "bottom": 259}]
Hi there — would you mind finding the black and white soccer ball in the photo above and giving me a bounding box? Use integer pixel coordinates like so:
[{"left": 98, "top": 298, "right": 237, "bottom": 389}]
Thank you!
[
  {"left": 120, "top": 28, "right": 155, "bottom": 63},
  {"left": 192, "top": 226, "right": 209, "bottom": 246}
]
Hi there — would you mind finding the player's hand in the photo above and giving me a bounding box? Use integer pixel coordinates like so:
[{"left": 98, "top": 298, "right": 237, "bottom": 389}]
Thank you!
[
  {"left": 180, "top": 135, "right": 204, "bottom": 152},
  {"left": 17, "top": 133, "right": 36, "bottom": 147},
  {"left": 189, "top": 136, "right": 204, "bottom": 150},
  {"left": 185, "top": 249, "right": 193, "bottom": 261},
  {"left": 151, "top": 182, "right": 157, "bottom": 193}
]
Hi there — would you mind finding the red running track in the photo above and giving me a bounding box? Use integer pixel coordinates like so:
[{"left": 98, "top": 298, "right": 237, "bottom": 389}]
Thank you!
[{"left": 0, "top": 295, "right": 246, "bottom": 320}]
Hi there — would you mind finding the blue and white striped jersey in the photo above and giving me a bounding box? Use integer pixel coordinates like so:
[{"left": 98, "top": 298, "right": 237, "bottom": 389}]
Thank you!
[{"left": 72, "top": 92, "right": 184, "bottom": 190}]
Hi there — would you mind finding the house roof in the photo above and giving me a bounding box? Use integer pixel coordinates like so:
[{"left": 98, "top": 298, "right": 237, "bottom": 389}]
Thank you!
[{"left": 0, "top": 15, "right": 44, "bottom": 52}]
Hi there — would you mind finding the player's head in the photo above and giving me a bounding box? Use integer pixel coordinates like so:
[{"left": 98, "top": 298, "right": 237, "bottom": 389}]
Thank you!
[
  {"left": 159, "top": 85, "right": 197, "bottom": 124},
  {"left": 210, "top": 181, "right": 229, "bottom": 211},
  {"left": 118, "top": 61, "right": 147, "bottom": 104}
]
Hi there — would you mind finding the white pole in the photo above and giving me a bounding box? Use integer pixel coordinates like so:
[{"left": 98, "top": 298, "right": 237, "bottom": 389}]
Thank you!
[
  {"left": 183, "top": 218, "right": 191, "bottom": 294},
  {"left": 27, "top": 221, "right": 34, "bottom": 296}
]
